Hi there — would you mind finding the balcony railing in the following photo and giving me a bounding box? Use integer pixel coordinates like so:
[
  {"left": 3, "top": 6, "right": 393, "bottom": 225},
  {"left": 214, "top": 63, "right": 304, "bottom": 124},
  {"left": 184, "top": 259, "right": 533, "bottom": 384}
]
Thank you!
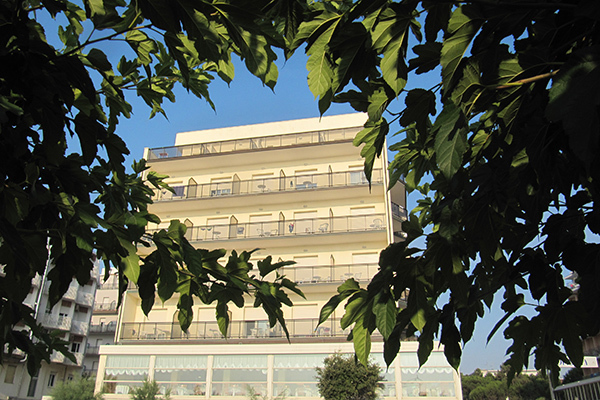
[
  {"left": 391, "top": 202, "right": 407, "bottom": 220},
  {"left": 71, "top": 320, "right": 89, "bottom": 335},
  {"left": 90, "top": 323, "right": 117, "bottom": 333},
  {"left": 148, "top": 214, "right": 387, "bottom": 243},
  {"left": 147, "top": 127, "right": 358, "bottom": 160},
  {"left": 76, "top": 291, "right": 94, "bottom": 306},
  {"left": 152, "top": 170, "right": 383, "bottom": 202},
  {"left": 272, "top": 263, "right": 378, "bottom": 284},
  {"left": 98, "top": 282, "right": 119, "bottom": 290},
  {"left": 121, "top": 318, "right": 365, "bottom": 341},
  {"left": 42, "top": 315, "right": 72, "bottom": 331},
  {"left": 94, "top": 301, "right": 117, "bottom": 312},
  {"left": 553, "top": 375, "right": 600, "bottom": 399}
]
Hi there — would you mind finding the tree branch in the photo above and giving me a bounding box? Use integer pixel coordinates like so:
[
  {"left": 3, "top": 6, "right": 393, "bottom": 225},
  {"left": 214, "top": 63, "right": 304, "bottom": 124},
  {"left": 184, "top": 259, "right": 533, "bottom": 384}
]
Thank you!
[
  {"left": 493, "top": 70, "right": 559, "bottom": 90},
  {"left": 60, "top": 24, "right": 153, "bottom": 58}
]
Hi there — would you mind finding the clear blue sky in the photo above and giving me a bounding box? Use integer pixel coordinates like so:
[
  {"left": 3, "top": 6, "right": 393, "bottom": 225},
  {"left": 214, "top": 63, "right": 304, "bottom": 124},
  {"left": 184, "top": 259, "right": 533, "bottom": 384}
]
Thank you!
[{"left": 111, "top": 52, "right": 518, "bottom": 374}]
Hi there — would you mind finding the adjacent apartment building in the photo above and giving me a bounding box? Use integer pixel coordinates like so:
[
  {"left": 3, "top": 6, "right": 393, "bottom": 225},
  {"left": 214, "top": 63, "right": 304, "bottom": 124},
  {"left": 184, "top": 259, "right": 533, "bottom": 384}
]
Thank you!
[
  {"left": 0, "top": 261, "right": 99, "bottom": 399},
  {"left": 94, "top": 114, "right": 462, "bottom": 399},
  {"left": 83, "top": 271, "right": 120, "bottom": 377}
]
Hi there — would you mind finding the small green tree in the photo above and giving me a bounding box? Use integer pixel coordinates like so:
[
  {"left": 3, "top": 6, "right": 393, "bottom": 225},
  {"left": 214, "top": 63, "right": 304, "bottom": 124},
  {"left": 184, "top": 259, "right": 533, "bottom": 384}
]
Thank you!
[
  {"left": 316, "top": 353, "right": 383, "bottom": 400},
  {"left": 130, "top": 379, "right": 170, "bottom": 400},
  {"left": 50, "top": 377, "right": 103, "bottom": 400},
  {"left": 562, "top": 368, "right": 584, "bottom": 385}
]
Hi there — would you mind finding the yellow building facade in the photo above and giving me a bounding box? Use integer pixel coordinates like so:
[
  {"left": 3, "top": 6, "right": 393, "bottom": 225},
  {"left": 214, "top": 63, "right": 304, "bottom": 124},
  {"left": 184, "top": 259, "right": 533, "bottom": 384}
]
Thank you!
[{"left": 94, "top": 114, "right": 462, "bottom": 399}]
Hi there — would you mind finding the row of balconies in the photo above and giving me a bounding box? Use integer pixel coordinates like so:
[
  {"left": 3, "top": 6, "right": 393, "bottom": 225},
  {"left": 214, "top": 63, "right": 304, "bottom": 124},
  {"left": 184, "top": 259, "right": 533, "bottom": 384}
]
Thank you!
[
  {"left": 147, "top": 127, "right": 357, "bottom": 160},
  {"left": 42, "top": 315, "right": 90, "bottom": 334},
  {"left": 275, "top": 262, "right": 377, "bottom": 284},
  {"left": 93, "top": 300, "right": 118, "bottom": 312},
  {"left": 121, "top": 317, "right": 362, "bottom": 341},
  {"left": 89, "top": 322, "right": 117, "bottom": 333},
  {"left": 43, "top": 283, "right": 95, "bottom": 307},
  {"left": 152, "top": 169, "right": 383, "bottom": 203},
  {"left": 148, "top": 214, "right": 387, "bottom": 243}
]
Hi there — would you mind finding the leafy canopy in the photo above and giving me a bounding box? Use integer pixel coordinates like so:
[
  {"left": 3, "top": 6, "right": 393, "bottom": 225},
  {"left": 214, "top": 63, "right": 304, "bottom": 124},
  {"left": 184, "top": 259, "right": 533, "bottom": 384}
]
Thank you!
[
  {"left": 50, "top": 377, "right": 103, "bottom": 400},
  {"left": 294, "top": 0, "right": 600, "bottom": 385},
  {"left": 0, "top": 0, "right": 303, "bottom": 376},
  {"left": 316, "top": 352, "right": 384, "bottom": 400}
]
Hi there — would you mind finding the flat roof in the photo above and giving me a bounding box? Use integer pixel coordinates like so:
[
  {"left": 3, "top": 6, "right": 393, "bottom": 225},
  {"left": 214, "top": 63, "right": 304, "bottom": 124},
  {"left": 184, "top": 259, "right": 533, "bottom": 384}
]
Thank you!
[{"left": 174, "top": 113, "right": 367, "bottom": 146}]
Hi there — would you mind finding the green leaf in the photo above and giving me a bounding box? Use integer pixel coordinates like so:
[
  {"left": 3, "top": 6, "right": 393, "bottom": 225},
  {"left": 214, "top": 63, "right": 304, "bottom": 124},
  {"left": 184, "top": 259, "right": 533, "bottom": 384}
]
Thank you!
[
  {"left": 546, "top": 47, "right": 600, "bottom": 164},
  {"left": 373, "top": 295, "right": 396, "bottom": 340},
  {"left": 352, "top": 318, "right": 372, "bottom": 366},
  {"left": 216, "top": 302, "right": 229, "bottom": 337},
  {"left": 118, "top": 238, "right": 140, "bottom": 284},
  {"left": 408, "top": 42, "right": 442, "bottom": 75},
  {"left": 440, "top": 6, "right": 482, "bottom": 96},
  {"left": 126, "top": 30, "right": 157, "bottom": 66},
  {"left": 433, "top": 102, "right": 467, "bottom": 178}
]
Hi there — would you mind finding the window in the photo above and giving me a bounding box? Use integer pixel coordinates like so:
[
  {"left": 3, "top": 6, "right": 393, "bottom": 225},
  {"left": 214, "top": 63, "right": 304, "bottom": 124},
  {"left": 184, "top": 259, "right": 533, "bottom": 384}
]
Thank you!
[
  {"left": 212, "top": 355, "right": 267, "bottom": 396},
  {"left": 273, "top": 354, "right": 322, "bottom": 397},
  {"left": 47, "top": 373, "right": 56, "bottom": 387},
  {"left": 71, "top": 342, "right": 81, "bottom": 353},
  {"left": 4, "top": 365, "right": 16, "bottom": 384},
  {"left": 61, "top": 300, "right": 72, "bottom": 307},
  {"left": 154, "top": 355, "right": 208, "bottom": 396},
  {"left": 78, "top": 307, "right": 88, "bottom": 314}
]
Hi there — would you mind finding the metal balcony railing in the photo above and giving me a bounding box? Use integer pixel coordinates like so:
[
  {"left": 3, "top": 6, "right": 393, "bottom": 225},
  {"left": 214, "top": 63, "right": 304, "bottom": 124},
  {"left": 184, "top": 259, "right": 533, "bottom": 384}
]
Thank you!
[
  {"left": 151, "top": 169, "right": 383, "bottom": 202},
  {"left": 98, "top": 282, "right": 119, "bottom": 290},
  {"left": 270, "top": 263, "right": 378, "bottom": 284},
  {"left": 94, "top": 301, "right": 117, "bottom": 312},
  {"left": 121, "top": 317, "right": 367, "bottom": 341},
  {"left": 147, "top": 214, "right": 387, "bottom": 243},
  {"left": 90, "top": 323, "right": 117, "bottom": 333},
  {"left": 391, "top": 202, "right": 407, "bottom": 220},
  {"left": 147, "top": 127, "right": 358, "bottom": 160},
  {"left": 553, "top": 375, "right": 600, "bottom": 399}
]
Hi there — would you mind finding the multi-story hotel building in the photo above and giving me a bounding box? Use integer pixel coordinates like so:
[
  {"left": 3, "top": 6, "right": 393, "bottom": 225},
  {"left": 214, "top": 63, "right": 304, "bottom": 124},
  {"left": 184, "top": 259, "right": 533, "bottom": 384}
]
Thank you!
[
  {"left": 0, "top": 261, "right": 99, "bottom": 399},
  {"left": 94, "top": 114, "right": 462, "bottom": 399}
]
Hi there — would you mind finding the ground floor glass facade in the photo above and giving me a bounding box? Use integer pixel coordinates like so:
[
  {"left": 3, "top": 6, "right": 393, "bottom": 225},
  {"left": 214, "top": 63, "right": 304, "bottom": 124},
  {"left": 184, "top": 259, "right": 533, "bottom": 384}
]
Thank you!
[{"left": 97, "top": 343, "right": 462, "bottom": 399}]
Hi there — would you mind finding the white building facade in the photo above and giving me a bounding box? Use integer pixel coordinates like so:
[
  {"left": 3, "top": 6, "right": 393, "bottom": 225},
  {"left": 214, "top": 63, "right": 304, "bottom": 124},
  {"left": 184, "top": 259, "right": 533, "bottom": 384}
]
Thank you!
[
  {"left": 0, "top": 260, "right": 99, "bottom": 399},
  {"left": 94, "top": 114, "right": 462, "bottom": 399}
]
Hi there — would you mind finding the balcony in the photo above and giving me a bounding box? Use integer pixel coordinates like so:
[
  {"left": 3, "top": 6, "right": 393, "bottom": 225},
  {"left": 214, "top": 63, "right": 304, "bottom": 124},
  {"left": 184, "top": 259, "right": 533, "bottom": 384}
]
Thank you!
[
  {"left": 147, "top": 214, "right": 387, "bottom": 244},
  {"left": 62, "top": 284, "right": 78, "bottom": 301},
  {"left": 42, "top": 315, "right": 72, "bottom": 331},
  {"left": 50, "top": 351, "right": 65, "bottom": 363},
  {"left": 66, "top": 352, "right": 84, "bottom": 366},
  {"left": 76, "top": 291, "right": 94, "bottom": 307},
  {"left": 121, "top": 318, "right": 366, "bottom": 342},
  {"left": 94, "top": 300, "right": 118, "bottom": 313},
  {"left": 70, "top": 320, "right": 89, "bottom": 335},
  {"left": 151, "top": 169, "right": 383, "bottom": 203},
  {"left": 90, "top": 323, "right": 117, "bottom": 334},
  {"left": 271, "top": 263, "right": 379, "bottom": 285},
  {"left": 147, "top": 128, "right": 357, "bottom": 161}
]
